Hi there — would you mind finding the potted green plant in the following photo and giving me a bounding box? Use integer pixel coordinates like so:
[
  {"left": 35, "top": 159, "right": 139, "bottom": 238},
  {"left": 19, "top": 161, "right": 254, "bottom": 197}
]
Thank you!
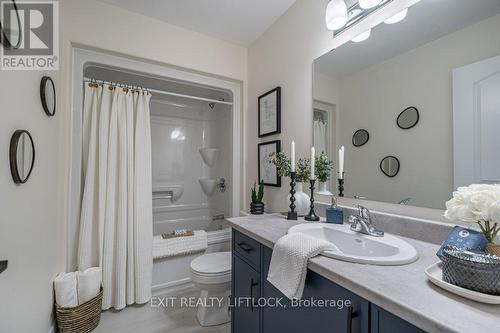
[
  {"left": 270, "top": 152, "right": 311, "bottom": 215},
  {"left": 315, "top": 152, "right": 334, "bottom": 195},
  {"left": 250, "top": 181, "right": 265, "bottom": 214},
  {"left": 444, "top": 184, "right": 500, "bottom": 256}
]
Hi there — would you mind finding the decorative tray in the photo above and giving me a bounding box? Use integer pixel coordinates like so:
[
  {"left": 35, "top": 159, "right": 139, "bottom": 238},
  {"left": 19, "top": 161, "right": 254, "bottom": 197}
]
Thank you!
[{"left": 425, "top": 262, "right": 500, "bottom": 305}]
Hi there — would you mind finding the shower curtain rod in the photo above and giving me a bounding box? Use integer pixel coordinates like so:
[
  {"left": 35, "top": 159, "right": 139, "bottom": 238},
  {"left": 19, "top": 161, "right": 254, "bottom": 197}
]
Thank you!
[{"left": 83, "top": 77, "right": 233, "bottom": 106}]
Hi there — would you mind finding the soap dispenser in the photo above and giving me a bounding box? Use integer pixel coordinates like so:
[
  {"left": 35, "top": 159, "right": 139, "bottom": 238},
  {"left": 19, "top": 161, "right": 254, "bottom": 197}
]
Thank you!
[{"left": 326, "top": 197, "right": 343, "bottom": 224}]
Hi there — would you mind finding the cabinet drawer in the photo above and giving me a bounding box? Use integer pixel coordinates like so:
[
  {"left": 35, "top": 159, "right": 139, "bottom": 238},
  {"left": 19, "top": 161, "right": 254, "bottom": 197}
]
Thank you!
[{"left": 233, "top": 230, "right": 261, "bottom": 271}]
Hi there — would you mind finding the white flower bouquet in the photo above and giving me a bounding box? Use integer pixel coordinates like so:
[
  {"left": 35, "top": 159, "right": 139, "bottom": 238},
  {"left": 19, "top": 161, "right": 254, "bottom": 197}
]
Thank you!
[{"left": 444, "top": 184, "right": 500, "bottom": 247}]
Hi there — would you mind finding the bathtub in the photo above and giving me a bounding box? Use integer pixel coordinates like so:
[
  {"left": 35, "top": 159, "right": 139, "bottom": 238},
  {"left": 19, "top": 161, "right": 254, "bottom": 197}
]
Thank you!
[{"left": 152, "top": 218, "right": 232, "bottom": 296}]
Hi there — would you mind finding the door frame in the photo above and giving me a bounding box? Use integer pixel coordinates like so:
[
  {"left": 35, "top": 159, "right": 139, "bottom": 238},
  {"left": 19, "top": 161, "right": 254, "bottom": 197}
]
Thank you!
[
  {"left": 453, "top": 54, "right": 500, "bottom": 189},
  {"left": 66, "top": 46, "right": 242, "bottom": 271}
]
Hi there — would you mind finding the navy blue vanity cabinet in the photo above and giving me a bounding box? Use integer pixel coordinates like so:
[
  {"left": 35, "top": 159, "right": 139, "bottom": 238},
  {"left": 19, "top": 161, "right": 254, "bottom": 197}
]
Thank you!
[
  {"left": 231, "top": 236, "right": 261, "bottom": 333},
  {"left": 370, "top": 304, "right": 425, "bottom": 333},
  {"left": 232, "top": 255, "right": 261, "bottom": 333},
  {"left": 231, "top": 230, "right": 424, "bottom": 333},
  {"left": 261, "top": 247, "right": 370, "bottom": 333}
]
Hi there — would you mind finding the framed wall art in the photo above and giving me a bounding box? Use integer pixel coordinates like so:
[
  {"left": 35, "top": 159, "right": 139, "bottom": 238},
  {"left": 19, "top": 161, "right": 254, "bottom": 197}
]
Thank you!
[
  {"left": 258, "top": 87, "right": 281, "bottom": 137},
  {"left": 258, "top": 140, "right": 281, "bottom": 187}
]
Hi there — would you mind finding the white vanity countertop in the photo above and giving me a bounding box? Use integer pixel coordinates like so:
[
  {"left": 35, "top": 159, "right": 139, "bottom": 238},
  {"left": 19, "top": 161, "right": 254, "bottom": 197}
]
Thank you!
[{"left": 227, "top": 214, "right": 500, "bottom": 333}]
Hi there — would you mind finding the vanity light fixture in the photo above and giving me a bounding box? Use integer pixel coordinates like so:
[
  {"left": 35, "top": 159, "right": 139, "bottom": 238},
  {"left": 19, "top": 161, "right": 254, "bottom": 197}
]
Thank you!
[
  {"left": 325, "top": 0, "right": 348, "bottom": 30},
  {"left": 332, "top": 0, "right": 394, "bottom": 37},
  {"left": 384, "top": 8, "right": 408, "bottom": 24},
  {"left": 359, "top": 0, "right": 383, "bottom": 9},
  {"left": 351, "top": 29, "right": 371, "bottom": 42}
]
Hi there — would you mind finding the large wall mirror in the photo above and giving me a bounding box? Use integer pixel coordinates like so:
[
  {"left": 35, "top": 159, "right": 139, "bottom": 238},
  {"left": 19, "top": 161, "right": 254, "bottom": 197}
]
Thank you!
[{"left": 312, "top": 0, "right": 500, "bottom": 209}]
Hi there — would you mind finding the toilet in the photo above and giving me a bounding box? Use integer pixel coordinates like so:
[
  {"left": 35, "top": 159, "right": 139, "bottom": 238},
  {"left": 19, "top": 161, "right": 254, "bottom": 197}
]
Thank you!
[{"left": 190, "top": 251, "right": 232, "bottom": 326}]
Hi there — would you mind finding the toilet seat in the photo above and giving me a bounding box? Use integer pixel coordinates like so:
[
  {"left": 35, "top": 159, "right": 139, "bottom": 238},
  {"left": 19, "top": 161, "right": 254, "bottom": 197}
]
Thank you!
[{"left": 190, "top": 252, "right": 231, "bottom": 285}]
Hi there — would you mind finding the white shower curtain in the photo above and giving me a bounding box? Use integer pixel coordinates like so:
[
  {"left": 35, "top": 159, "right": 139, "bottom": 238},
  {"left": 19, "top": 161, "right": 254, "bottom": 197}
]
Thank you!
[
  {"left": 313, "top": 120, "right": 327, "bottom": 155},
  {"left": 78, "top": 83, "right": 153, "bottom": 310}
]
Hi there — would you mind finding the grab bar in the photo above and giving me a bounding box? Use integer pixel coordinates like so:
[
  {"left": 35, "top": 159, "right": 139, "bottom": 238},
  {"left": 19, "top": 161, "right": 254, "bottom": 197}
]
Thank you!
[
  {"left": 153, "top": 190, "right": 173, "bottom": 200},
  {"left": 153, "top": 195, "right": 172, "bottom": 200}
]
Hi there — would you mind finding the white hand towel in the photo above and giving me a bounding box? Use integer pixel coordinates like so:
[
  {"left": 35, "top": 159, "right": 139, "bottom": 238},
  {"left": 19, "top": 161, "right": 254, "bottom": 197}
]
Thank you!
[
  {"left": 267, "top": 232, "right": 335, "bottom": 300},
  {"left": 54, "top": 272, "right": 78, "bottom": 308},
  {"left": 77, "top": 267, "right": 102, "bottom": 304}
]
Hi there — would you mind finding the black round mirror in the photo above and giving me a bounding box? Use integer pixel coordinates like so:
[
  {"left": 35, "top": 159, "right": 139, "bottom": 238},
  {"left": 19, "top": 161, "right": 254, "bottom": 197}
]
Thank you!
[
  {"left": 9, "top": 130, "right": 35, "bottom": 184},
  {"left": 352, "top": 129, "right": 369, "bottom": 147},
  {"left": 40, "top": 76, "right": 56, "bottom": 116},
  {"left": 397, "top": 107, "right": 419, "bottom": 129},
  {"left": 0, "top": 0, "right": 22, "bottom": 49},
  {"left": 380, "top": 156, "right": 400, "bottom": 178}
]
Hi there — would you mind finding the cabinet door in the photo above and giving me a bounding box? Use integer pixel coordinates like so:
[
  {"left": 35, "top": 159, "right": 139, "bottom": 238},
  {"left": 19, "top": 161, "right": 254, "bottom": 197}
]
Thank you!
[
  {"left": 261, "top": 247, "right": 369, "bottom": 333},
  {"left": 232, "top": 254, "right": 261, "bottom": 333},
  {"left": 371, "top": 304, "right": 425, "bottom": 333}
]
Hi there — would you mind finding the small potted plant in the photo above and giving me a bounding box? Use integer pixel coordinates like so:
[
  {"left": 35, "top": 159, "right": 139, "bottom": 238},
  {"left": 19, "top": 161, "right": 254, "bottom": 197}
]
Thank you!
[
  {"left": 270, "top": 152, "right": 311, "bottom": 215},
  {"left": 315, "top": 152, "right": 334, "bottom": 195},
  {"left": 250, "top": 181, "right": 265, "bottom": 214},
  {"left": 444, "top": 184, "right": 500, "bottom": 256}
]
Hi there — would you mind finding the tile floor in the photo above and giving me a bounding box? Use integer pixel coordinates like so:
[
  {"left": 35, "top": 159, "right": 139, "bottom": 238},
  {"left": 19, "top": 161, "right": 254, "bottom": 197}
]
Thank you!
[{"left": 96, "top": 288, "right": 230, "bottom": 333}]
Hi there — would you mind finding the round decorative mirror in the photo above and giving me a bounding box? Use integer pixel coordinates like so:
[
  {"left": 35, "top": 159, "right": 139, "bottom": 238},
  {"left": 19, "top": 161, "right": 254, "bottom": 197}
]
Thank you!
[
  {"left": 0, "top": 0, "right": 22, "bottom": 49},
  {"left": 40, "top": 76, "right": 56, "bottom": 116},
  {"left": 380, "top": 156, "right": 400, "bottom": 178},
  {"left": 9, "top": 130, "right": 35, "bottom": 184},
  {"left": 397, "top": 107, "right": 419, "bottom": 129},
  {"left": 352, "top": 129, "right": 369, "bottom": 147}
]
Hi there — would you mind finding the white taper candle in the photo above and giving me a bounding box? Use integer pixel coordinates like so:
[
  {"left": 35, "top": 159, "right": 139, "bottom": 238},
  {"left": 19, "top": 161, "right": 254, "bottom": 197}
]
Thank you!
[
  {"left": 339, "top": 146, "right": 344, "bottom": 179},
  {"left": 291, "top": 141, "right": 296, "bottom": 172},
  {"left": 310, "top": 146, "right": 315, "bottom": 179}
]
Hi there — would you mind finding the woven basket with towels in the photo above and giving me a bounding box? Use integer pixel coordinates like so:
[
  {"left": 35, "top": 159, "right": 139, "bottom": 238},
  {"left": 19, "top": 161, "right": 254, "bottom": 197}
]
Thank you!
[{"left": 55, "top": 287, "right": 103, "bottom": 333}]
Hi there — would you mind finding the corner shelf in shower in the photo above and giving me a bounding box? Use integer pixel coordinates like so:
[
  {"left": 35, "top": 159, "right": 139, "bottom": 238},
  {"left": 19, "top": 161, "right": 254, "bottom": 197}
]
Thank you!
[
  {"left": 198, "top": 178, "right": 217, "bottom": 196},
  {"left": 199, "top": 148, "right": 219, "bottom": 167}
]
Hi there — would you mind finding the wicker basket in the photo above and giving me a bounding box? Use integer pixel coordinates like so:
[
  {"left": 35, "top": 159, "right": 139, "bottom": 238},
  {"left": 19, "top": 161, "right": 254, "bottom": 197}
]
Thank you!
[
  {"left": 487, "top": 244, "right": 500, "bottom": 257},
  {"left": 55, "top": 287, "right": 103, "bottom": 333}
]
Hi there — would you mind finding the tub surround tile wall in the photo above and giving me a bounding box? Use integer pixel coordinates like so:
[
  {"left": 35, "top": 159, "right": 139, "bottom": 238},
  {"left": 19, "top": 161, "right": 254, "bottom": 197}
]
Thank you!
[{"left": 227, "top": 215, "right": 500, "bottom": 333}]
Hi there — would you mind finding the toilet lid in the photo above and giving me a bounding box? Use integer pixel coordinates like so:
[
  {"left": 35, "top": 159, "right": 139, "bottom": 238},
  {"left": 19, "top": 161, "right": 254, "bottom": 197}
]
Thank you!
[{"left": 191, "top": 252, "right": 231, "bottom": 275}]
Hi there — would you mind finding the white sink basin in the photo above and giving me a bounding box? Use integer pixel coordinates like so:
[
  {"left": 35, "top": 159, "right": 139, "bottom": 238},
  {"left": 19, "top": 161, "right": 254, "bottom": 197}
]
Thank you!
[{"left": 288, "top": 223, "right": 418, "bottom": 265}]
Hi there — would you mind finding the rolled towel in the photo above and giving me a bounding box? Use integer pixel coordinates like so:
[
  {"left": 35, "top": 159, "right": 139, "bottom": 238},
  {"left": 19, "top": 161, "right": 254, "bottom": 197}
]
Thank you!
[
  {"left": 77, "top": 267, "right": 102, "bottom": 304},
  {"left": 54, "top": 272, "right": 78, "bottom": 308}
]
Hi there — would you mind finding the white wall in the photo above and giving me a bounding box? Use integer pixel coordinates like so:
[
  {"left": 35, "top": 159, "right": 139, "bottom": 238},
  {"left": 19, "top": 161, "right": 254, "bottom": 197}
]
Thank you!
[
  {"left": 246, "top": 0, "right": 419, "bottom": 212},
  {"left": 1, "top": 1, "right": 247, "bottom": 332},
  {"left": 0, "top": 70, "right": 64, "bottom": 332},
  {"left": 331, "top": 13, "right": 500, "bottom": 209},
  {"left": 313, "top": 71, "right": 340, "bottom": 106}
]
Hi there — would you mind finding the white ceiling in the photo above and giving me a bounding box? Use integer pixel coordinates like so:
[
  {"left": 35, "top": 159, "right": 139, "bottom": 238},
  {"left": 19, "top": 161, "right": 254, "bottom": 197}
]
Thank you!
[
  {"left": 315, "top": 0, "right": 500, "bottom": 78},
  {"left": 98, "top": 0, "right": 297, "bottom": 46}
]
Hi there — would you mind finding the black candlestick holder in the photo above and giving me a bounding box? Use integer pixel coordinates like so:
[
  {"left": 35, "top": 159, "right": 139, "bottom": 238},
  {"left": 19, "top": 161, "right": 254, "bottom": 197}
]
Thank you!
[
  {"left": 338, "top": 172, "right": 345, "bottom": 197},
  {"left": 304, "top": 179, "right": 320, "bottom": 221},
  {"left": 287, "top": 172, "right": 298, "bottom": 220}
]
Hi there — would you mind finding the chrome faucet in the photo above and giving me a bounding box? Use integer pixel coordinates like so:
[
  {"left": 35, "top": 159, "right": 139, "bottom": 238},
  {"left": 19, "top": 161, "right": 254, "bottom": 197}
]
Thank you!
[
  {"left": 398, "top": 197, "right": 412, "bottom": 205},
  {"left": 348, "top": 205, "right": 384, "bottom": 237}
]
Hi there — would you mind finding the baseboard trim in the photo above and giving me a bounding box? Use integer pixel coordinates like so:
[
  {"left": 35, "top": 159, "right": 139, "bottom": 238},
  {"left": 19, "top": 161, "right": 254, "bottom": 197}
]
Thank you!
[{"left": 152, "top": 278, "right": 195, "bottom": 296}]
